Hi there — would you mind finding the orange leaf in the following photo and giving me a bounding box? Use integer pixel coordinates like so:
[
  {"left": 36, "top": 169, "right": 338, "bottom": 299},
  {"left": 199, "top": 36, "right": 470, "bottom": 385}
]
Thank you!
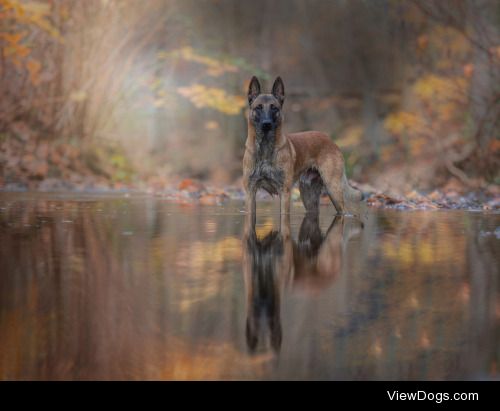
[
  {"left": 463, "top": 63, "right": 474, "bottom": 79},
  {"left": 26, "top": 59, "right": 41, "bottom": 85}
]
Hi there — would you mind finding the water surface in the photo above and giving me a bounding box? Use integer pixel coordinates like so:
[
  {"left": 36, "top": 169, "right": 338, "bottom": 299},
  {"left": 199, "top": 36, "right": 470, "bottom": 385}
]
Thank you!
[{"left": 0, "top": 192, "right": 498, "bottom": 380}]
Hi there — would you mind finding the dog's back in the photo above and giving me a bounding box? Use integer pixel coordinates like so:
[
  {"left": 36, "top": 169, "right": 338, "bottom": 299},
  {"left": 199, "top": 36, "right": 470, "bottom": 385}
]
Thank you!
[{"left": 287, "top": 131, "right": 344, "bottom": 178}]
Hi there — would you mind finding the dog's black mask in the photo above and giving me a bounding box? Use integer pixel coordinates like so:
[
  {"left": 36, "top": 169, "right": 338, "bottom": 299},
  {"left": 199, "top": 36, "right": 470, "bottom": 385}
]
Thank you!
[{"left": 248, "top": 76, "right": 285, "bottom": 137}]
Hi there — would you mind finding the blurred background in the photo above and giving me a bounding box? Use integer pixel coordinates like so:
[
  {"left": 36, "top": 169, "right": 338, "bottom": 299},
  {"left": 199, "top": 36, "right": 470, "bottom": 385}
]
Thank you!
[{"left": 0, "top": 0, "right": 499, "bottom": 195}]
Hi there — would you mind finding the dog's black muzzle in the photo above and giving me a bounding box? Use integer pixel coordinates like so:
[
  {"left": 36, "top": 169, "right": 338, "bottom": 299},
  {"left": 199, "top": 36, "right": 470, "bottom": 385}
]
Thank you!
[{"left": 260, "top": 120, "right": 273, "bottom": 133}]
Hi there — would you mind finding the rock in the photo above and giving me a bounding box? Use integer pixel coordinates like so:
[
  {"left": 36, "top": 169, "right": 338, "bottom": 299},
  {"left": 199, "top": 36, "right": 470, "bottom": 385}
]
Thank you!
[{"left": 178, "top": 178, "right": 205, "bottom": 193}]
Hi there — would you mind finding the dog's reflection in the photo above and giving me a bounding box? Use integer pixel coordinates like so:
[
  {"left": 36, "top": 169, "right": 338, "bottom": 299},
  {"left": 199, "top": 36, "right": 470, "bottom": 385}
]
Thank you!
[
  {"left": 293, "top": 213, "right": 343, "bottom": 292},
  {"left": 242, "top": 213, "right": 362, "bottom": 354}
]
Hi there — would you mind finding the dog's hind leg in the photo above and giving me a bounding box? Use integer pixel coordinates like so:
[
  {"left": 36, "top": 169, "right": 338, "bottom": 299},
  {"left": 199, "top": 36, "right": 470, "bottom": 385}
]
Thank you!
[
  {"left": 325, "top": 182, "right": 345, "bottom": 215},
  {"left": 299, "top": 169, "right": 323, "bottom": 213},
  {"left": 318, "top": 164, "right": 345, "bottom": 215}
]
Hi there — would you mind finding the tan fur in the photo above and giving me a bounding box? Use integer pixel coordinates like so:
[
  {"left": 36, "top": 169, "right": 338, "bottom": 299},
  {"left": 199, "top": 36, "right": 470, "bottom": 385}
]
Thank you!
[{"left": 243, "top": 98, "right": 362, "bottom": 217}]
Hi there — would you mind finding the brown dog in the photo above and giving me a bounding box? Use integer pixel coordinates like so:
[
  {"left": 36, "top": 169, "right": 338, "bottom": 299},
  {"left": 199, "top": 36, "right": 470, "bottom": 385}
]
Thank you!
[{"left": 243, "top": 76, "right": 362, "bottom": 218}]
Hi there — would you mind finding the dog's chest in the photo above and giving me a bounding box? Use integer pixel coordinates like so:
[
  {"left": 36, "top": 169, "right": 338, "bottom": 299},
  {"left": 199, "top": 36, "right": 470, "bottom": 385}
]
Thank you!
[{"left": 248, "top": 158, "right": 285, "bottom": 196}]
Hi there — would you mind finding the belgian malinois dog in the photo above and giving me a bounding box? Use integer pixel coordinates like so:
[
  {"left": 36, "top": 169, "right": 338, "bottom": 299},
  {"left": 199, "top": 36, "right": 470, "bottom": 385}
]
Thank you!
[{"left": 243, "top": 76, "right": 363, "bottom": 218}]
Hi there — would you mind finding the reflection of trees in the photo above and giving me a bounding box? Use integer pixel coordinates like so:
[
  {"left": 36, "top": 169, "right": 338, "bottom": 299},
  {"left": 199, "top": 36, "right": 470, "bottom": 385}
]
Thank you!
[
  {"left": 0, "top": 197, "right": 498, "bottom": 380},
  {"left": 0, "top": 197, "right": 247, "bottom": 379},
  {"left": 277, "top": 211, "right": 499, "bottom": 380},
  {"left": 0, "top": 198, "right": 156, "bottom": 378}
]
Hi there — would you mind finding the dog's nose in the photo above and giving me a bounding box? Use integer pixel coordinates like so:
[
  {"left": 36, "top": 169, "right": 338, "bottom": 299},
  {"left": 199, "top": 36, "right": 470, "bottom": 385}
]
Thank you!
[{"left": 261, "top": 121, "right": 272, "bottom": 131}]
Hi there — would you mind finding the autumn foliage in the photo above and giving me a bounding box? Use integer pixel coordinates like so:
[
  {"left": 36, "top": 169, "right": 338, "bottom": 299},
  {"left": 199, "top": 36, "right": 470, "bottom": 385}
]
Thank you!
[{"left": 0, "top": 0, "right": 499, "bottom": 195}]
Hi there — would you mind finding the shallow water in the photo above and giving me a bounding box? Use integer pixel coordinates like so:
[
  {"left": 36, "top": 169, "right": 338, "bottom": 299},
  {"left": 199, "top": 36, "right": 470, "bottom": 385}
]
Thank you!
[{"left": 0, "top": 192, "right": 498, "bottom": 380}]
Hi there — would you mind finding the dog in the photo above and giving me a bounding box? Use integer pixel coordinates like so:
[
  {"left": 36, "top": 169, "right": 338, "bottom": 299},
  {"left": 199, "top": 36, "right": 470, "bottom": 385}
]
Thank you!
[
  {"left": 242, "top": 76, "right": 363, "bottom": 219},
  {"left": 242, "top": 211, "right": 363, "bottom": 354}
]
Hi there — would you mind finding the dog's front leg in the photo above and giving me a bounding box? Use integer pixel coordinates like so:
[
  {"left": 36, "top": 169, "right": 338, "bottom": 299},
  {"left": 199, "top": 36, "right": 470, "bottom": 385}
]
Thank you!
[
  {"left": 279, "top": 205, "right": 291, "bottom": 238},
  {"left": 279, "top": 188, "right": 291, "bottom": 216},
  {"left": 245, "top": 189, "right": 257, "bottom": 226}
]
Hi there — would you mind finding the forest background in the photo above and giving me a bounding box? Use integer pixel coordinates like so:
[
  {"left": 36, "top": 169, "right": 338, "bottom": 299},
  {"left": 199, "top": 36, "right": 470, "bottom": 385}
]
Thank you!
[{"left": 0, "top": 0, "right": 499, "bottom": 206}]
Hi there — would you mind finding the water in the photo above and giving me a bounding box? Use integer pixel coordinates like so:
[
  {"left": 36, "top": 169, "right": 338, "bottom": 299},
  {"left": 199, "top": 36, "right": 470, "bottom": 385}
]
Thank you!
[{"left": 0, "top": 192, "right": 498, "bottom": 380}]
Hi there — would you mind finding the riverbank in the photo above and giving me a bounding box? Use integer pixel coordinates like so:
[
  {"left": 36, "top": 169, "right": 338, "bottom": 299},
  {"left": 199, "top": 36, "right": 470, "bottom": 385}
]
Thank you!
[{"left": 1, "top": 176, "right": 498, "bottom": 211}]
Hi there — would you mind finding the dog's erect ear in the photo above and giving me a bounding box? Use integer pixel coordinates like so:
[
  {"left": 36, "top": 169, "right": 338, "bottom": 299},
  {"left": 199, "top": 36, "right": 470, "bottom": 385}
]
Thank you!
[
  {"left": 248, "top": 76, "right": 261, "bottom": 105},
  {"left": 272, "top": 76, "right": 285, "bottom": 106}
]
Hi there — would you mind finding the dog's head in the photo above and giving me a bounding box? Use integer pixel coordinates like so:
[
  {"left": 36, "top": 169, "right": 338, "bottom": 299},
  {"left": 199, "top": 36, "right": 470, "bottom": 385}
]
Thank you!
[{"left": 247, "top": 76, "right": 284, "bottom": 136}]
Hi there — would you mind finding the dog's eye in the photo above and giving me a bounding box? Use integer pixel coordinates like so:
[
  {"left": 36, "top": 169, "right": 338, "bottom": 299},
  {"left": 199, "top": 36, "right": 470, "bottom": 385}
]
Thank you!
[
  {"left": 270, "top": 105, "right": 279, "bottom": 112},
  {"left": 255, "top": 104, "right": 263, "bottom": 111}
]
